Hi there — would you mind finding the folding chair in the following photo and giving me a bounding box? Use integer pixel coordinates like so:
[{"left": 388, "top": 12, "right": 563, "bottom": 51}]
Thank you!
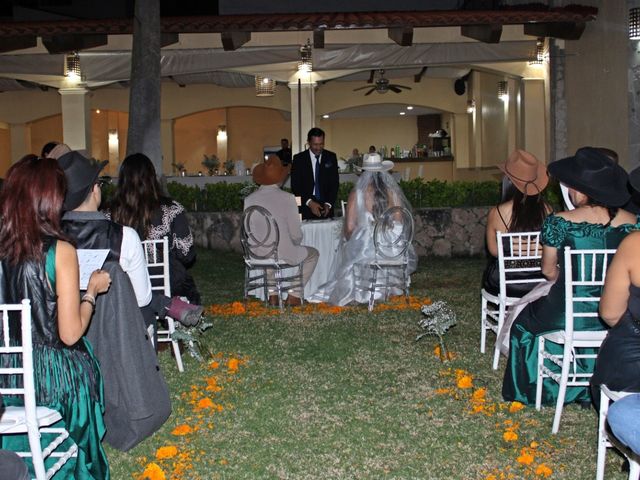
[
  {"left": 241, "top": 205, "right": 305, "bottom": 312},
  {"left": 141, "top": 236, "right": 185, "bottom": 372},
  {"left": 536, "top": 247, "right": 613, "bottom": 434},
  {"left": 480, "top": 231, "right": 544, "bottom": 370},
  {"left": 0, "top": 300, "right": 78, "bottom": 479},
  {"left": 596, "top": 386, "right": 640, "bottom": 480},
  {"left": 353, "top": 206, "right": 414, "bottom": 312}
]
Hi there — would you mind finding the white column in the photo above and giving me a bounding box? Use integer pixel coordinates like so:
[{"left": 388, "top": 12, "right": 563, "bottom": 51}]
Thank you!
[
  {"left": 288, "top": 75, "right": 316, "bottom": 155},
  {"left": 161, "top": 118, "right": 175, "bottom": 175},
  {"left": 59, "top": 87, "right": 91, "bottom": 154},
  {"left": 9, "top": 123, "right": 30, "bottom": 163},
  {"left": 506, "top": 78, "right": 520, "bottom": 155}
]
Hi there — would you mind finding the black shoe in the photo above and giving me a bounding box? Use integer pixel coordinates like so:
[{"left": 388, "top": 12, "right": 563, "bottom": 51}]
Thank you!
[{"left": 579, "top": 400, "right": 591, "bottom": 411}]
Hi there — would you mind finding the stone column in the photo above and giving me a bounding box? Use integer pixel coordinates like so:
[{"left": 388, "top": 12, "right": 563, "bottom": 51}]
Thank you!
[
  {"left": 288, "top": 75, "right": 316, "bottom": 155},
  {"left": 59, "top": 86, "right": 91, "bottom": 154},
  {"left": 549, "top": 39, "right": 568, "bottom": 162},
  {"left": 9, "top": 123, "right": 30, "bottom": 163},
  {"left": 127, "top": 0, "right": 162, "bottom": 174},
  {"left": 629, "top": 0, "right": 640, "bottom": 169},
  {"left": 160, "top": 118, "right": 174, "bottom": 175}
]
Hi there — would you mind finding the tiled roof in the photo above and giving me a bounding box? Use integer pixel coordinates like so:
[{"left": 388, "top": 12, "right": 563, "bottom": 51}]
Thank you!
[{"left": 0, "top": 6, "right": 598, "bottom": 37}]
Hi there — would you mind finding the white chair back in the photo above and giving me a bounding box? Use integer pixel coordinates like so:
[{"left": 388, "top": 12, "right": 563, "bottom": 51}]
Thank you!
[
  {"left": 141, "top": 237, "right": 185, "bottom": 372},
  {"left": 340, "top": 200, "right": 347, "bottom": 217},
  {"left": 496, "top": 231, "right": 544, "bottom": 296},
  {"left": 142, "top": 236, "right": 171, "bottom": 297},
  {"left": 0, "top": 300, "right": 78, "bottom": 479},
  {"left": 481, "top": 231, "right": 545, "bottom": 370},
  {"left": 536, "top": 247, "right": 614, "bottom": 434},
  {"left": 596, "top": 386, "right": 640, "bottom": 480}
]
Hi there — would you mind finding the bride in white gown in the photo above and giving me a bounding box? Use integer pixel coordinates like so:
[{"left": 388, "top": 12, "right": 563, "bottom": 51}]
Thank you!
[{"left": 310, "top": 153, "right": 417, "bottom": 306}]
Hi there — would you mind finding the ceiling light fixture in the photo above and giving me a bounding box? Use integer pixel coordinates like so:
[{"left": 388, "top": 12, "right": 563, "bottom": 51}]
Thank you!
[
  {"left": 631, "top": 8, "right": 640, "bottom": 40},
  {"left": 497, "top": 81, "right": 508, "bottom": 101},
  {"left": 528, "top": 38, "right": 545, "bottom": 65},
  {"left": 466, "top": 100, "right": 476, "bottom": 114},
  {"left": 64, "top": 52, "right": 81, "bottom": 80},
  {"left": 399, "top": 112, "right": 406, "bottom": 116},
  {"left": 322, "top": 114, "right": 330, "bottom": 119},
  {"left": 298, "top": 39, "right": 313, "bottom": 73},
  {"left": 406, "top": 106, "right": 414, "bottom": 110},
  {"left": 255, "top": 76, "right": 276, "bottom": 96}
]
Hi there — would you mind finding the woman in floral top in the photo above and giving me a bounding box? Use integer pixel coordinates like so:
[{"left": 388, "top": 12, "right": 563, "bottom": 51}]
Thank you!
[{"left": 109, "top": 153, "right": 201, "bottom": 304}]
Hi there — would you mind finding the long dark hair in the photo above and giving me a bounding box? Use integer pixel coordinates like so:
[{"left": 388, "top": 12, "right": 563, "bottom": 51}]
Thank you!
[
  {"left": 109, "top": 153, "right": 163, "bottom": 237},
  {"left": 0, "top": 155, "right": 67, "bottom": 264},
  {"left": 503, "top": 183, "right": 550, "bottom": 232}
]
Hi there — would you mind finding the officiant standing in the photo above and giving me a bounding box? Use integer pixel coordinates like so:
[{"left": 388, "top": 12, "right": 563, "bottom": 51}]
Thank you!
[{"left": 291, "top": 127, "right": 339, "bottom": 220}]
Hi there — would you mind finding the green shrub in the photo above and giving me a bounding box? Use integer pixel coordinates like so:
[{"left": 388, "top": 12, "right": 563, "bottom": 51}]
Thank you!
[{"left": 163, "top": 178, "right": 564, "bottom": 212}]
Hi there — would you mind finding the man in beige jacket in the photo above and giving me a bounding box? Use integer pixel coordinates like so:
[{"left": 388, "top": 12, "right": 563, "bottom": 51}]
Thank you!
[{"left": 244, "top": 155, "right": 319, "bottom": 306}]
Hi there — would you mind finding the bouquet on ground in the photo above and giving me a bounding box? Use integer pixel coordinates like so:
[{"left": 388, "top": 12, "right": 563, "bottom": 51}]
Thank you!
[{"left": 416, "top": 301, "right": 457, "bottom": 362}]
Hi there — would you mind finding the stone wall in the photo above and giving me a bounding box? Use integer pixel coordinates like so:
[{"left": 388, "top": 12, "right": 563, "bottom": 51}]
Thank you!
[{"left": 187, "top": 206, "right": 490, "bottom": 257}]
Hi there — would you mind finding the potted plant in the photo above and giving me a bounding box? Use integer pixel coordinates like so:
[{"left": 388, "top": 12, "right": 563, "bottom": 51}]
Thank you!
[
  {"left": 202, "top": 154, "right": 220, "bottom": 176},
  {"left": 223, "top": 159, "right": 235, "bottom": 176},
  {"left": 171, "top": 161, "right": 186, "bottom": 176}
]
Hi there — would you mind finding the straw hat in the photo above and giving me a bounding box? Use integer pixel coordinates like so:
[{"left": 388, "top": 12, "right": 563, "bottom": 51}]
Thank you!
[
  {"left": 357, "top": 153, "right": 394, "bottom": 172},
  {"left": 498, "top": 150, "right": 548, "bottom": 196},
  {"left": 548, "top": 147, "right": 630, "bottom": 207},
  {"left": 252, "top": 154, "right": 290, "bottom": 186}
]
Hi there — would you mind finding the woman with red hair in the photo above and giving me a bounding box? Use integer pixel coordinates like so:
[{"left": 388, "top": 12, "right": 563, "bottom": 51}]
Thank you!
[{"left": 0, "top": 155, "right": 111, "bottom": 478}]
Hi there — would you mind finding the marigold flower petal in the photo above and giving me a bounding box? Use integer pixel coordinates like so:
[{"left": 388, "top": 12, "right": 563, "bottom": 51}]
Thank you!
[
  {"left": 517, "top": 453, "right": 535, "bottom": 465},
  {"left": 227, "top": 358, "right": 239, "bottom": 371},
  {"left": 156, "top": 446, "right": 178, "bottom": 460},
  {"left": 457, "top": 375, "right": 473, "bottom": 389},
  {"left": 140, "top": 462, "right": 166, "bottom": 480},
  {"left": 171, "top": 424, "right": 193, "bottom": 436},
  {"left": 503, "top": 431, "right": 518, "bottom": 442},
  {"left": 535, "top": 464, "right": 553, "bottom": 477},
  {"left": 509, "top": 401, "right": 525, "bottom": 413}
]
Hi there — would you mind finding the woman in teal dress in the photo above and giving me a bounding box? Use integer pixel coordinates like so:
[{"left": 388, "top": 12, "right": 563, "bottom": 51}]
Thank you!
[
  {"left": 502, "top": 147, "right": 640, "bottom": 406},
  {"left": 0, "top": 155, "right": 112, "bottom": 478}
]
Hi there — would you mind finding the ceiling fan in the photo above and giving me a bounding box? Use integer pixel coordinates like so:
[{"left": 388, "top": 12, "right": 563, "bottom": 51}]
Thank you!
[{"left": 353, "top": 69, "right": 412, "bottom": 96}]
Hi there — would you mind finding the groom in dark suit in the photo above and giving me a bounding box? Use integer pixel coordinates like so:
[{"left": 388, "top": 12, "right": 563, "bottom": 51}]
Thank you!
[{"left": 291, "top": 127, "right": 340, "bottom": 220}]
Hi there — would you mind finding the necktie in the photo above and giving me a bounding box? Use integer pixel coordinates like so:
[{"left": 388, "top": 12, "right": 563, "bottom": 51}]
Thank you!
[{"left": 314, "top": 154, "right": 321, "bottom": 200}]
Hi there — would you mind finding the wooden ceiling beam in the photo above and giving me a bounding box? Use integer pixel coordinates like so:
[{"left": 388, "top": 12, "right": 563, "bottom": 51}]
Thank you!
[
  {"left": 0, "top": 35, "right": 37, "bottom": 53},
  {"left": 388, "top": 27, "right": 413, "bottom": 46},
  {"left": 42, "top": 34, "right": 107, "bottom": 53},
  {"left": 313, "top": 29, "right": 324, "bottom": 49},
  {"left": 524, "top": 21, "right": 585, "bottom": 40},
  {"left": 460, "top": 24, "right": 502, "bottom": 43},
  {"left": 221, "top": 31, "right": 251, "bottom": 51}
]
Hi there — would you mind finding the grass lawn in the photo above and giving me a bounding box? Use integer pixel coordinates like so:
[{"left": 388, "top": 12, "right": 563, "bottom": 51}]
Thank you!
[{"left": 106, "top": 249, "right": 627, "bottom": 480}]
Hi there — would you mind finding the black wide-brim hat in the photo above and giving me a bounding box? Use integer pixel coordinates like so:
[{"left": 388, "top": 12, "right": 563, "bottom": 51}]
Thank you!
[
  {"left": 547, "top": 147, "right": 630, "bottom": 207},
  {"left": 57, "top": 151, "right": 108, "bottom": 211}
]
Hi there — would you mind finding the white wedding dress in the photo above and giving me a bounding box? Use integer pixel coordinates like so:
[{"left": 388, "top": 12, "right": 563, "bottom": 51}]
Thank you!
[{"left": 310, "top": 171, "right": 417, "bottom": 306}]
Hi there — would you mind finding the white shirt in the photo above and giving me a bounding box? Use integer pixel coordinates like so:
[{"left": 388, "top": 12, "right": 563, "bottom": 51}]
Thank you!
[{"left": 121, "top": 226, "right": 153, "bottom": 307}]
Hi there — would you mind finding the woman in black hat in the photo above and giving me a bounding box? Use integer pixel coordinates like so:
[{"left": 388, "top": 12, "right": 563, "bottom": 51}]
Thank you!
[
  {"left": 590, "top": 165, "right": 640, "bottom": 408},
  {"left": 502, "top": 147, "right": 640, "bottom": 407}
]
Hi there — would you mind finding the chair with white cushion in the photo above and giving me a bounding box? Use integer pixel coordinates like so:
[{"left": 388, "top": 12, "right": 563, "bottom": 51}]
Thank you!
[
  {"left": 596, "top": 385, "right": 640, "bottom": 480},
  {"left": 241, "top": 205, "right": 305, "bottom": 312},
  {"left": 480, "top": 231, "right": 544, "bottom": 370},
  {"left": 353, "top": 206, "right": 414, "bottom": 312},
  {"left": 141, "top": 236, "right": 185, "bottom": 372},
  {"left": 536, "top": 247, "right": 614, "bottom": 434},
  {"left": 0, "top": 300, "right": 78, "bottom": 479}
]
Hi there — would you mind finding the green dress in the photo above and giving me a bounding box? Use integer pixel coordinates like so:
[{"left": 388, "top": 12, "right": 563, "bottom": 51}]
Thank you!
[
  {"left": 0, "top": 240, "right": 109, "bottom": 479},
  {"left": 502, "top": 214, "right": 640, "bottom": 406}
]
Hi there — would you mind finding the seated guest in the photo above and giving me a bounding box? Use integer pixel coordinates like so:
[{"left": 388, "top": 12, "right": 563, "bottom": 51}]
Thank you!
[
  {"left": 243, "top": 155, "right": 319, "bottom": 307},
  {"left": 56, "top": 151, "right": 171, "bottom": 450},
  {"left": 44, "top": 142, "right": 71, "bottom": 160},
  {"left": 109, "top": 153, "right": 203, "bottom": 305},
  {"left": 58, "top": 151, "right": 201, "bottom": 325},
  {"left": 276, "top": 138, "right": 292, "bottom": 166},
  {"left": 607, "top": 393, "right": 640, "bottom": 455},
  {"left": 482, "top": 150, "right": 552, "bottom": 297},
  {"left": 310, "top": 153, "right": 417, "bottom": 306},
  {"left": 0, "top": 155, "right": 111, "bottom": 478},
  {"left": 590, "top": 166, "right": 640, "bottom": 408},
  {"left": 502, "top": 147, "right": 640, "bottom": 406}
]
